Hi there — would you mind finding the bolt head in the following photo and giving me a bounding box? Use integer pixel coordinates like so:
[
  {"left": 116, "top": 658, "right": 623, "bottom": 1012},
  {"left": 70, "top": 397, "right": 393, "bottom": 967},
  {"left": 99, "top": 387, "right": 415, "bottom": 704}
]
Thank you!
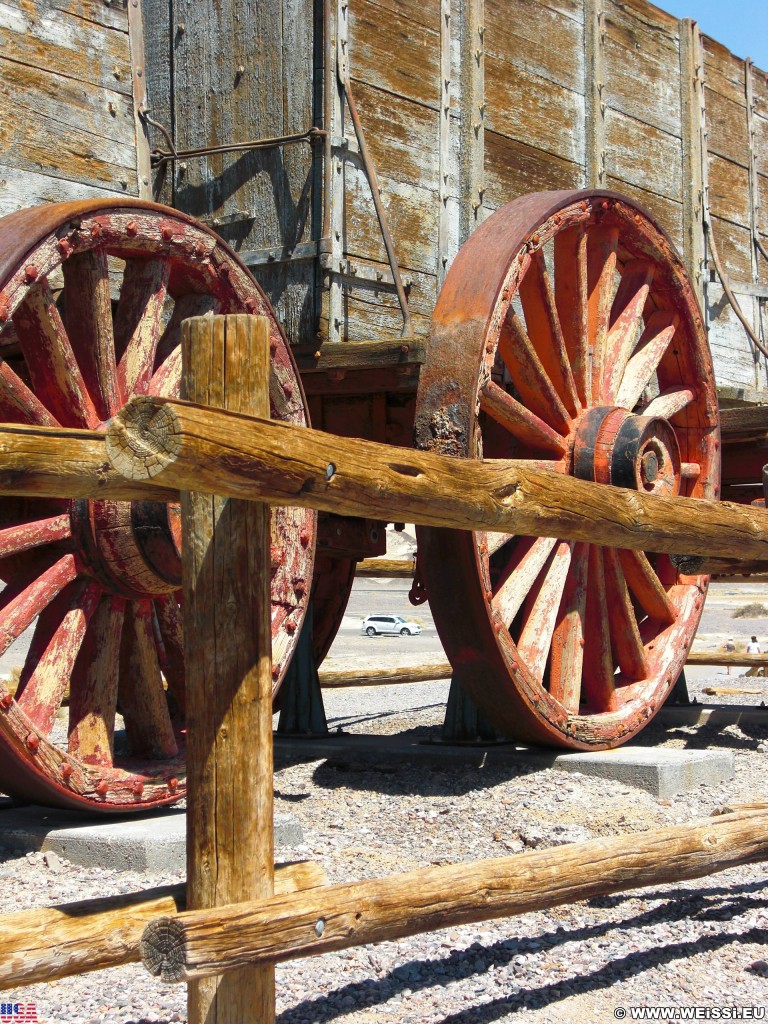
[
  {"left": 96, "top": 779, "right": 109, "bottom": 797},
  {"left": 24, "top": 265, "right": 38, "bottom": 283},
  {"left": 26, "top": 732, "right": 39, "bottom": 753}
]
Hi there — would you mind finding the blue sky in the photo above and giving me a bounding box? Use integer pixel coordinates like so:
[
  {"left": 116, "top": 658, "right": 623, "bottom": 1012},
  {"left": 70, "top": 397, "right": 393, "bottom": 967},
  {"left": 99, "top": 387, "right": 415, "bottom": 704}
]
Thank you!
[{"left": 658, "top": 0, "right": 768, "bottom": 71}]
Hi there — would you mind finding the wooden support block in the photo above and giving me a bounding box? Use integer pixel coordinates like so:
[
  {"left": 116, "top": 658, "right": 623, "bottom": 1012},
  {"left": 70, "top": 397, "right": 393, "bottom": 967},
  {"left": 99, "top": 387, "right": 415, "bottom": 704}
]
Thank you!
[
  {"left": 0, "top": 861, "right": 325, "bottom": 991},
  {"left": 140, "top": 806, "right": 768, "bottom": 983},
  {"left": 105, "top": 396, "right": 768, "bottom": 562},
  {"left": 181, "top": 314, "right": 275, "bottom": 1024}
]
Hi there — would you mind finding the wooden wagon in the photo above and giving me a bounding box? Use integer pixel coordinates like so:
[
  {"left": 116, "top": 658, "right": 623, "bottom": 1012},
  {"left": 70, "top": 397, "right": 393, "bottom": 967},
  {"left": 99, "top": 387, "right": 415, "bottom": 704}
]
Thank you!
[{"left": 0, "top": 0, "right": 766, "bottom": 812}]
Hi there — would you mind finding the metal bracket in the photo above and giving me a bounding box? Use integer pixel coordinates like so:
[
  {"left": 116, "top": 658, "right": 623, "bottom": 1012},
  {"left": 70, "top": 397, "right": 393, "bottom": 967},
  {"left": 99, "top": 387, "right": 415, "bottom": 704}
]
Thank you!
[{"left": 140, "top": 113, "right": 327, "bottom": 169}]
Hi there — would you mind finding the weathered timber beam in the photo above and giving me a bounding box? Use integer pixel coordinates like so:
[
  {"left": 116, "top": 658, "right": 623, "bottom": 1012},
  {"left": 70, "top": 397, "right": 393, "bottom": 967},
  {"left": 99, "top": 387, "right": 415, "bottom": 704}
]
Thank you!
[
  {"left": 0, "top": 424, "right": 178, "bottom": 502},
  {"left": 686, "top": 652, "right": 768, "bottom": 667},
  {"left": 103, "top": 396, "right": 768, "bottom": 561},
  {"left": 140, "top": 806, "right": 768, "bottom": 983},
  {"left": 319, "top": 661, "right": 452, "bottom": 688},
  {"left": 720, "top": 406, "right": 768, "bottom": 438},
  {"left": 674, "top": 556, "right": 768, "bottom": 577},
  {"left": 355, "top": 558, "right": 415, "bottom": 578},
  {"left": 711, "top": 575, "right": 768, "bottom": 583},
  {"left": 0, "top": 861, "right": 325, "bottom": 990}
]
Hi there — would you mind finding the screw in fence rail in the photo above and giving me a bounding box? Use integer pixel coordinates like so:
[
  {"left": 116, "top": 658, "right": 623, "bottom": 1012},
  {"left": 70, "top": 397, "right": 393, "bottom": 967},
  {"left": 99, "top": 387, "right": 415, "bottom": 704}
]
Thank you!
[{"left": 180, "top": 314, "right": 275, "bottom": 1024}]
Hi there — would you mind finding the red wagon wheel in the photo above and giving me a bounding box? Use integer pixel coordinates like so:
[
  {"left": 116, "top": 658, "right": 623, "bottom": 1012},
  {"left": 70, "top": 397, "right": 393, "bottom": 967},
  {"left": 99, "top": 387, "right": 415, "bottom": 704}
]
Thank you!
[
  {"left": 0, "top": 200, "right": 315, "bottom": 810},
  {"left": 415, "top": 190, "right": 719, "bottom": 749}
]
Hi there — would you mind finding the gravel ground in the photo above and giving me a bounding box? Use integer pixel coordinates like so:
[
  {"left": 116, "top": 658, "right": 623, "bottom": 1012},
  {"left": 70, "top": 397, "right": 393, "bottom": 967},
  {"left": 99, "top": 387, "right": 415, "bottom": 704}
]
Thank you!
[{"left": 3, "top": 670, "right": 768, "bottom": 1024}]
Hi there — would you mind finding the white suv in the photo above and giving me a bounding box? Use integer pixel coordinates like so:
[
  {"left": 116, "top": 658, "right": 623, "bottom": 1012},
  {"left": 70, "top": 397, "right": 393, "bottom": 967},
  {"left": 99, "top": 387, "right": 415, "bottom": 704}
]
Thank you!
[{"left": 362, "top": 615, "right": 421, "bottom": 637}]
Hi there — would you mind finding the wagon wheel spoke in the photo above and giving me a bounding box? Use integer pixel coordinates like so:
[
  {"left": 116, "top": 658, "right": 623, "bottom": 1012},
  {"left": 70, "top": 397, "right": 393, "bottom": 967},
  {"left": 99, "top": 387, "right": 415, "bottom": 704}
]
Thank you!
[
  {"left": 16, "top": 580, "right": 102, "bottom": 735},
  {"left": 617, "top": 549, "right": 677, "bottom": 625},
  {"left": 554, "top": 225, "right": 590, "bottom": 407},
  {"left": 492, "top": 535, "right": 557, "bottom": 628},
  {"left": 479, "top": 380, "right": 567, "bottom": 456},
  {"left": 13, "top": 280, "right": 98, "bottom": 428},
  {"left": 154, "top": 293, "right": 219, "bottom": 369},
  {"left": 0, "top": 359, "right": 59, "bottom": 426},
  {"left": 115, "top": 258, "right": 171, "bottom": 399},
  {"left": 519, "top": 250, "right": 580, "bottom": 415},
  {"left": 643, "top": 386, "right": 696, "bottom": 420},
  {"left": 581, "top": 546, "right": 616, "bottom": 711},
  {"left": 62, "top": 249, "right": 119, "bottom": 420},
  {"left": 604, "top": 260, "right": 654, "bottom": 403},
  {"left": 147, "top": 346, "right": 182, "bottom": 398},
  {"left": 549, "top": 542, "right": 589, "bottom": 712},
  {"left": 153, "top": 594, "right": 185, "bottom": 711},
  {"left": 615, "top": 311, "right": 679, "bottom": 411},
  {"left": 68, "top": 595, "right": 125, "bottom": 766},
  {"left": 0, "top": 553, "right": 78, "bottom": 659},
  {"left": 117, "top": 600, "right": 178, "bottom": 760},
  {"left": 517, "top": 541, "right": 573, "bottom": 686},
  {"left": 498, "top": 309, "right": 572, "bottom": 435},
  {"left": 603, "top": 548, "right": 648, "bottom": 681},
  {"left": 0, "top": 514, "right": 70, "bottom": 559},
  {"left": 587, "top": 225, "right": 619, "bottom": 403},
  {"left": 486, "top": 532, "right": 516, "bottom": 557}
]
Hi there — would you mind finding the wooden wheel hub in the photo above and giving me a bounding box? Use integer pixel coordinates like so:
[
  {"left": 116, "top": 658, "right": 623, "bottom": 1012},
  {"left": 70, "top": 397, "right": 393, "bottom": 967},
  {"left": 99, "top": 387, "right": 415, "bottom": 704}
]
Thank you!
[
  {"left": 574, "top": 407, "right": 681, "bottom": 496},
  {"left": 71, "top": 499, "right": 182, "bottom": 598}
]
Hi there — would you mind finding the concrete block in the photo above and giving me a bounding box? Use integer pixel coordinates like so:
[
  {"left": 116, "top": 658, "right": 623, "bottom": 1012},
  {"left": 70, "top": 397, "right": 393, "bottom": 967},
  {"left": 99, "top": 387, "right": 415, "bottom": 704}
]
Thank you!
[
  {"left": 551, "top": 747, "right": 734, "bottom": 798},
  {"left": 0, "top": 804, "right": 302, "bottom": 872}
]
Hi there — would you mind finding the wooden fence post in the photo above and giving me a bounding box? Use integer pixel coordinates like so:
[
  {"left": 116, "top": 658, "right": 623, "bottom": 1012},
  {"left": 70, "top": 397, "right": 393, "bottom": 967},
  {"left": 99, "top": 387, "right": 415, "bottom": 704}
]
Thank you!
[{"left": 181, "top": 314, "right": 275, "bottom": 1024}]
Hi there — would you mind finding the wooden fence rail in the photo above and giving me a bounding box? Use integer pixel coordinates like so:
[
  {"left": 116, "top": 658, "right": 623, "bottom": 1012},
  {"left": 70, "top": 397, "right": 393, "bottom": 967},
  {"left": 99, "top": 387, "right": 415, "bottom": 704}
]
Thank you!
[
  {"left": 0, "top": 861, "right": 325, "bottom": 991},
  {"left": 101, "top": 396, "right": 768, "bottom": 561},
  {"left": 140, "top": 805, "right": 768, "bottom": 984}
]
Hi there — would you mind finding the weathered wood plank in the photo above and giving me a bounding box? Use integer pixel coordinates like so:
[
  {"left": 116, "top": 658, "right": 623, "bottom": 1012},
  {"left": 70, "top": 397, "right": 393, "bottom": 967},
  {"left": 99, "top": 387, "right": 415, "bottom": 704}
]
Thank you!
[
  {"left": 345, "top": 82, "right": 439, "bottom": 189},
  {"left": 706, "top": 283, "right": 760, "bottom": 389},
  {"left": 602, "top": 0, "right": 682, "bottom": 137},
  {"left": 348, "top": 0, "right": 440, "bottom": 109},
  {"left": 345, "top": 165, "right": 439, "bottom": 277},
  {"left": 484, "top": 132, "right": 585, "bottom": 210},
  {"left": 484, "top": 57, "right": 585, "bottom": 166},
  {"left": 0, "top": 1, "right": 132, "bottom": 95},
  {"left": 49, "top": 0, "right": 131, "bottom": 34},
  {"left": 708, "top": 215, "right": 754, "bottom": 279},
  {"left": 0, "top": 59, "right": 138, "bottom": 192},
  {"left": 708, "top": 152, "right": 753, "bottom": 227},
  {"left": 705, "top": 87, "right": 749, "bottom": 168},
  {"left": 0, "top": 166, "right": 131, "bottom": 220},
  {"left": 702, "top": 34, "right": 747, "bottom": 107},
  {"left": 484, "top": 0, "right": 584, "bottom": 94},
  {"left": 604, "top": 174, "right": 684, "bottom": 253},
  {"left": 604, "top": 108, "right": 682, "bottom": 203}
]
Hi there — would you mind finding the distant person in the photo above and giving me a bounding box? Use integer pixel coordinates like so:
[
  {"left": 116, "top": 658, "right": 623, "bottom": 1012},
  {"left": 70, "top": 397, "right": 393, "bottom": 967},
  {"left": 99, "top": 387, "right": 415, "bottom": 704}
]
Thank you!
[
  {"left": 724, "top": 636, "right": 736, "bottom": 674},
  {"left": 747, "top": 636, "right": 761, "bottom": 654}
]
